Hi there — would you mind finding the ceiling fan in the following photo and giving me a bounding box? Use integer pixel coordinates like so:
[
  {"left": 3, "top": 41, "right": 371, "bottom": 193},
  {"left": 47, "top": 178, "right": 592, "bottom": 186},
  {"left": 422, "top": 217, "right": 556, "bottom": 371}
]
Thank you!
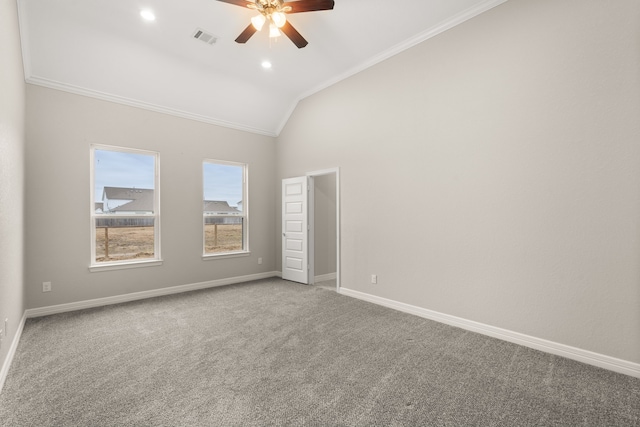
[{"left": 216, "top": 0, "right": 335, "bottom": 48}]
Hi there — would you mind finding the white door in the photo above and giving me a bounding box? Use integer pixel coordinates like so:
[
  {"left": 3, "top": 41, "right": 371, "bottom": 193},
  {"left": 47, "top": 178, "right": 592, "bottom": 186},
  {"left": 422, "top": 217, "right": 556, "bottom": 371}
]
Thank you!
[{"left": 282, "top": 176, "right": 308, "bottom": 284}]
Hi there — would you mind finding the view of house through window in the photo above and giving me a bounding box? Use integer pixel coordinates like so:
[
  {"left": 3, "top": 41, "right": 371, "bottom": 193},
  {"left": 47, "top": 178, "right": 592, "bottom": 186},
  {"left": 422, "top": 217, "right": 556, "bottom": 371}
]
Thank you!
[
  {"left": 203, "top": 160, "right": 247, "bottom": 255},
  {"left": 91, "top": 146, "right": 159, "bottom": 265}
]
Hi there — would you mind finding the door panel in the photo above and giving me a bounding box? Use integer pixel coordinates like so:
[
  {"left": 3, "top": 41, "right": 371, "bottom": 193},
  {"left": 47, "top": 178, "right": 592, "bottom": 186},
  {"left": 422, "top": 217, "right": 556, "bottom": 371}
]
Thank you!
[
  {"left": 286, "top": 239, "right": 303, "bottom": 251},
  {"left": 285, "top": 221, "right": 303, "bottom": 232},
  {"left": 282, "top": 176, "right": 308, "bottom": 284}
]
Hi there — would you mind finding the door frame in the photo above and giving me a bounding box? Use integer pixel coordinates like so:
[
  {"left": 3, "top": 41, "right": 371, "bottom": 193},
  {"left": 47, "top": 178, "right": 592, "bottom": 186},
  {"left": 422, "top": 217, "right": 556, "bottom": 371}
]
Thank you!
[{"left": 306, "top": 167, "right": 340, "bottom": 290}]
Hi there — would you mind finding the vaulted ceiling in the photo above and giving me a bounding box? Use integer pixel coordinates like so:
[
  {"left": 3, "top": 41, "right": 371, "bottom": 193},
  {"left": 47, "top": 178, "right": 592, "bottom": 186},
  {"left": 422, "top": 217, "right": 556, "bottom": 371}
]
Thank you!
[{"left": 17, "top": 0, "right": 506, "bottom": 136}]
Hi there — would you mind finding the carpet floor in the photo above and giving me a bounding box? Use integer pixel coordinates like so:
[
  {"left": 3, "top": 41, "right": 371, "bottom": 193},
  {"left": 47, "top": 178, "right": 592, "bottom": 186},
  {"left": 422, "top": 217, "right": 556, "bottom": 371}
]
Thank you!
[{"left": 0, "top": 278, "right": 638, "bottom": 426}]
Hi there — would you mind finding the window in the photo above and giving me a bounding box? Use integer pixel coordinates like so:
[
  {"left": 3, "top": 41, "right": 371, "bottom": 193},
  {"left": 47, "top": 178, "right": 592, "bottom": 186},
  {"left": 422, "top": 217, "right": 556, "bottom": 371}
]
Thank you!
[
  {"left": 90, "top": 145, "right": 160, "bottom": 268},
  {"left": 203, "top": 160, "right": 248, "bottom": 256}
]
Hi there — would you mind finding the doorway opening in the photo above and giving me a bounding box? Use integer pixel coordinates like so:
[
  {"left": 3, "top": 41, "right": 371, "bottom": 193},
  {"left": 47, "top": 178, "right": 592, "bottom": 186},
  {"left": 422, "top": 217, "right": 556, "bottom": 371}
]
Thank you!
[
  {"left": 281, "top": 168, "right": 340, "bottom": 289},
  {"left": 308, "top": 168, "right": 340, "bottom": 291}
]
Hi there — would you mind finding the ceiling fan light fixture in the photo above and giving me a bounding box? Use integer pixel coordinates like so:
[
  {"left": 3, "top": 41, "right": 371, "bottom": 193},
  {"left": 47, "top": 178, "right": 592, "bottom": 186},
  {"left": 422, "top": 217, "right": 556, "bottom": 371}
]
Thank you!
[
  {"left": 271, "top": 11, "right": 286, "bottom": 28},
  {"left": 251, "top": 14, "right": 266, "bottom": 31},
  {"left": 269, "top": 22, "right": 281, "bottom": 38},
  {"left": 216, "top": 0, "right": 334, "bottom": 48}
]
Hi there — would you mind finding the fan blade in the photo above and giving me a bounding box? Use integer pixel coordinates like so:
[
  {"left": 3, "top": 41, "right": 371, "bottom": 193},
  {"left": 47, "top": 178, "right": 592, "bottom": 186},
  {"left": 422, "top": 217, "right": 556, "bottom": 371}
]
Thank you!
[
  {"left": 235, "top": 24, "right": 258, "bottom": 43},
  {"left": 280, "top": 21, "right": 308, "bottom": 48},
  {"left": 216, "top": 0, "right": 252, "bottom": 7},
  {"left": 284, "top": 0, "right": 334, "bottom": 13}
]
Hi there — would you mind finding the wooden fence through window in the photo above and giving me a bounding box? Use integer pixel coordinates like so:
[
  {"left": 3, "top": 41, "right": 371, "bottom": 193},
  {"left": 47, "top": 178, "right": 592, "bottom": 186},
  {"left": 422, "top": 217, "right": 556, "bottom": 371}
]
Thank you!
[
  {"left": 95, "top": 217, "right": 154, "bottom": 259},
  {"left": 95, "top": 216, "right": 242, "bottom": 258}
]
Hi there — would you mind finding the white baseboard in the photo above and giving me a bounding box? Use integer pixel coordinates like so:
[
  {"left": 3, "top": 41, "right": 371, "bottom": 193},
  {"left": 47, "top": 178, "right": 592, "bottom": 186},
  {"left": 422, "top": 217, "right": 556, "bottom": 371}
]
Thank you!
[
  {"left": 0, "top": 311, "right": 27, "bottom": 394},
  {"left": 25, "top": 271, "right": 279, "bottom": 318},
  {"left": 1, "top": 272, "right": 278, "bottom": 395},
  {"left": 5, "top": 274, "right": 637, "bottom": 396},
  {"left": 274, "top": 272, "right": 336, "bottom": 283},
  {"left": 315, "top": 272, "right": 337, "bottom": 282},
  {"left": 339, "top": 287, "right": 640, "bottom": 379}
]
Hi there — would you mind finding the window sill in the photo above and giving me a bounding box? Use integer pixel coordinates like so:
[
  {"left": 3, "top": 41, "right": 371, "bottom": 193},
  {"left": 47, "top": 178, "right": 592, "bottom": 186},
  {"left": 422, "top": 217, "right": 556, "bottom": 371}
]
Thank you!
[
  {"left": 89, "top": 259, "right": 163, "bottom": 272},
  {"left": 202, "top": 251, "right": 251, "bottom": 261}
]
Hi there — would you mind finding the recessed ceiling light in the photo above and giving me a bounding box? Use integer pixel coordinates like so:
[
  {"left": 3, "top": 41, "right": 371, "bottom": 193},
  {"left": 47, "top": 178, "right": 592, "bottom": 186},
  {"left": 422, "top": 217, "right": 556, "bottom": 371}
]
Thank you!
[
  {"left": 140, "top": 10, "right": 156, "bottom": 21},
  {"left": 261, "top": 61, "right": 272, "bottom": 69}
]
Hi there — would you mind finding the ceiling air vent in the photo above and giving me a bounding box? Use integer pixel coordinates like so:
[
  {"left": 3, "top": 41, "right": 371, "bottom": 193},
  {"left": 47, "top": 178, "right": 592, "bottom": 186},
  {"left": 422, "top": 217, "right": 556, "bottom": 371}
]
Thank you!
[{"left": 193, "top": 28, "right": 217, "bottom": 45}]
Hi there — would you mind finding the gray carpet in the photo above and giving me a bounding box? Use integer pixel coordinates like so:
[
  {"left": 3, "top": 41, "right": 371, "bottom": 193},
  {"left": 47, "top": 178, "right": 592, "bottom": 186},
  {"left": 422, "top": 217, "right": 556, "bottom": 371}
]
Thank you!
[{"left": 0, "top": 278, "right": 638, "bottom": 426}]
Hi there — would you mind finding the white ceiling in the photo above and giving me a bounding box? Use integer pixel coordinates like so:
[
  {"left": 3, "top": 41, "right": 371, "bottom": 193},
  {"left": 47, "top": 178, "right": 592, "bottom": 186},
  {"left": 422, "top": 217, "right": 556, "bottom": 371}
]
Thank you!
[{"left": 17, "top": 0, "right": 506, "bottom": 136}]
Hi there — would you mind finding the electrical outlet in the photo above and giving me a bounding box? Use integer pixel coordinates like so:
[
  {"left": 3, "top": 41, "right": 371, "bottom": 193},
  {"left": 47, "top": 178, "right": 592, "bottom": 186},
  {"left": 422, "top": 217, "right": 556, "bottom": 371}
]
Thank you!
[
  {"left": 371, "top": 274, "right": 378, "bottom": 284},
  {"left": 43, "top": 281, "right": 52, "bottom": 292},
  {"left": 258, "top": 257, "right": 263, "bottom": 265}
]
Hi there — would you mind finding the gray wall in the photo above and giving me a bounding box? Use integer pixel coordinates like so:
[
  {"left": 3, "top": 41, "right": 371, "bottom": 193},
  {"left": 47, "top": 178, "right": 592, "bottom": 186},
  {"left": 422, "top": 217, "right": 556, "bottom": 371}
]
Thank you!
[
  {"left": 25, "top": 85, "right": 276, "bottom": 308},
  {"left": 0, "top": 0, "right": 26, "bottom": 374},
  {"left": 277, "top": 0, "right": 640, "bottom": 364}
]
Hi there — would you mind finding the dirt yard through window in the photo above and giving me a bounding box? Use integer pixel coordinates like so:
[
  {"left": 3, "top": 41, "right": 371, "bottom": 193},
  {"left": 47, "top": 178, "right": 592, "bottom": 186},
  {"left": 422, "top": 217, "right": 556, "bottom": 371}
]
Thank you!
[{"left": 95, "top": 224, "right": 243, "bottom": 262}]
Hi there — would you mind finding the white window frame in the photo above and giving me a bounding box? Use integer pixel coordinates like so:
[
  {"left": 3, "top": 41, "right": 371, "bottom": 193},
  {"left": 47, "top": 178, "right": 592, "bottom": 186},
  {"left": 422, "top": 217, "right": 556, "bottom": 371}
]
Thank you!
[
  {"left": 202, "top": 159, "right": 249, "bottom": 259},
  {"left": 89, "top": 144, "right": 161, "bottom": 271}
]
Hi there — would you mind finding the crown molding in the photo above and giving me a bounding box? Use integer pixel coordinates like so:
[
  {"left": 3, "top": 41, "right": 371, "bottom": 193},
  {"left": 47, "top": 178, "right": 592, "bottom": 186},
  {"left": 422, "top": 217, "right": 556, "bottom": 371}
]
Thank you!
[
  {"left": 298, "top": 0, "right": 509, "bottom": 103},
  {"left": 25, "top": 76, "right": 279, "bottom": 137},
  {"left": 19, "top": 0, "right": 508, "bottom": 138}
]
